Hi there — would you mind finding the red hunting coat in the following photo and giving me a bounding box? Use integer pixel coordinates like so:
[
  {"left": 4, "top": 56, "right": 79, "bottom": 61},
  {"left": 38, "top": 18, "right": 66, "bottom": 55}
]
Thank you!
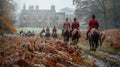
[
  {"left": 88, "top": 19, "right": 99, "bottom": 32},
  {"left": 72, "top": 22, "right": 79, "bottom": 31}
]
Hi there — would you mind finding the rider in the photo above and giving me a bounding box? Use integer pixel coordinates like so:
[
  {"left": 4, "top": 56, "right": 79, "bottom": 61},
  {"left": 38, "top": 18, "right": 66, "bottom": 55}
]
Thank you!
[
  {"left": 63, "top": 18, "right": 70, "bottom": 33},
  {"left": 40, "top": 27, "right": 45, "bottom": 38},
  {"left": 52, "top": 26, "right": 57, "bottom": 34},
  {"left": 86, "top": 15, "right": 99, "bottom": 40},
  {"left": 46, "top": 26, "right": 50, "bottom": 32},
  {"left": 41, "top": 27, "right": 45, "bottom": 33},
  {"left": 72, "top": 17, "right": 80, "bottom": 36}
]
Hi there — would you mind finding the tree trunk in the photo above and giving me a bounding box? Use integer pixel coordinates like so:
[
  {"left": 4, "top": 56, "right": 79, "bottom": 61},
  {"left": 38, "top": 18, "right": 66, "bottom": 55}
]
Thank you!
[
  {"left": 112, "top": 0, "right": 117, "bottom": 28},
  {"left": 97, "top": 0, "right": 108, "bottom": 29},
  {"left": 102, "top": 0, "right": 107, "bottom": 29},
  {"left": 103, "top": 9, "right": 107, "bottom": 29}
]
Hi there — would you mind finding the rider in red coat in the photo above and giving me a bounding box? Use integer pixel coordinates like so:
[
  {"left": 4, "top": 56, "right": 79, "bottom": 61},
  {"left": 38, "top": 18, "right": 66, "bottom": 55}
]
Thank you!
[
  {"left": 71, "top": 17, "right": 81, "bottom": 37},
  {"left": 52, "top": 26, "right": 57, "bottom": 33},
  {"left": 88, "top": 15, "right": 99, "bottom": 32},
  {"left": 63, "top": 18, "right": 70, "bottom": 32},
  {"left": 52, "top": 26, "right": 57, "bottom": 36},
  {"left": 86, "top": 15, "right": 99, "bottom": 40},
  {"left": 72, "top": 17, "right": 79, "bottom": 31}
]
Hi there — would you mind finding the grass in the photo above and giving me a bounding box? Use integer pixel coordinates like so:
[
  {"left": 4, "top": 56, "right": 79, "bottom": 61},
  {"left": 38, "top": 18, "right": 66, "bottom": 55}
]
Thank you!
[
  {"left": 78, "top": 41, "right": 120, "bottom": 56},
  {"left": 80, "top": 46, "right": 120, "bottom": 67},
  {"left": 78, "top": 42, "right": 90, "bottom": 49},
  {"left": 99, "top": 45, "right": 120, "bottom": 56},
  {"left": 15, "top": 27, "right": 62, "bottom": 34},
  {"left": 77, "top": 41, "right": 120, "bottom": 66},
  {"left": 15, "top": 27, "right": 87, "bottom": 34}
]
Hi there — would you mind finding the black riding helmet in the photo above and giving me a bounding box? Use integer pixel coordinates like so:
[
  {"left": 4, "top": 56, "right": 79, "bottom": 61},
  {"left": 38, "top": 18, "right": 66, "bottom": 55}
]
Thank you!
[
  {"left": 92, "top": 14, "right": 95, "bottom": 19},
  {"left": 66, "top": 18, "right": 68, "bottom": 21},
  {"left": 74, "top": 17, "right": 77, "bottom": 22}
]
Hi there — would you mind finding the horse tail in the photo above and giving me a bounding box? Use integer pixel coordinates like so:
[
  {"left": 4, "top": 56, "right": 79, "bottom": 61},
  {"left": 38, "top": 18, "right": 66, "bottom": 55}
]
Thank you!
[
  {"left": 72, "top": 30, "right": 78, "bottom": 40},
  {"left": 76, "top": 31, "right": 79, "bottom": 37},
  {"left": 64, "top": 30, "right": 70, "bottom": 36},
  {"left": 93, "top": 31, "right": 99, "bottom": 40}
]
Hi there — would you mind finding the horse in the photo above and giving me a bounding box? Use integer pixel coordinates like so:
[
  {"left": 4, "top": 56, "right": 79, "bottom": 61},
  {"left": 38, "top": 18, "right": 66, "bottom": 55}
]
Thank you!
[
  {"left": 45, "top": 31, "right": 51, "bottom": 38},
  {"left": 71, "top": 29, "right": 81, "bottom": 45},
  {"left": 99, "top": 31, "right": 106, "bottom": 47},
  {"left": 63, "top": 29, "right": 70, "bottom": 44},
  {"left": 24, "top": 31, "right": 35, "bottom": 37},
  {"left": 19, "top": 30, "right": 24, "bottom": 36},
  {"left": 40, "top": 31, "right": 45, "bottom": 38},
  {"left": 52, "top": 32, "right": 57, "bottom": 40},
  {"left": 88, "top": 28, "right": 99, "bottom": 51}
]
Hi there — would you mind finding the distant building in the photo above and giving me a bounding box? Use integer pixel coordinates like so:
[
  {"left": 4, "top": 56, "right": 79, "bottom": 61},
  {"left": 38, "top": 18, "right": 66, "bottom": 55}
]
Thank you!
[
  {"left": 56, "top": 12, "right": 65, "bottom": 19},
  {"left": 19, "top": 5, "right": 65, "bottom": 27},
  {"left": 56, "top": 12, "right": 65, "bottom": 24},
  {"left": 60, "top": 7, "right": 75, "bottom": 22}
]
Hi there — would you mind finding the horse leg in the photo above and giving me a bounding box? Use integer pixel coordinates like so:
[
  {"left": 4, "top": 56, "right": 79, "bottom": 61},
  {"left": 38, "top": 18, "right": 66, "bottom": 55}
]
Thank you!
[
  {"left": 66, "top": 36, "right": 69, "bottom": 44},
  {"left": 89, "top": 40, "right": 92, "bottom": 50},
  {"left": 64, "top": 37, "right": 66, "bottom": 42},
  {"left": 64, "top": 37, "right": 68, "bottom": 44},
  {"left": 94, "top": 40, "right": 98, "bottom": 51},
  {"left": 96, "top": 40, "right": 99, "bottom": 49},
  {"left": 91, "top": 41, "right": 93, "bottom": 50},
  {"left": 77, "top": 37, "right": 79, "bottom": 45},
  {"left": 90, "top": 43, "right": 91, "bottom": 50},
  {"left": 101, "top": 35, "right": 105, "bottom": 47},
  {"left": 99, "top": 39, "right": 102, "bottom": 47},
  {"left": 67, "top": 36, "right": 69, "bottom": 42},
  {"left": 92, "top": 40, "right": 95, "bottom": 50}
]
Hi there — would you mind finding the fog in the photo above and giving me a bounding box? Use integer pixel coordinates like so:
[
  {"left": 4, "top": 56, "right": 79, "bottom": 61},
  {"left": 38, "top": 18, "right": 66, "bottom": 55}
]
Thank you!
[{"left": 14, "top": 0, "right": 75, "bottom": 12}]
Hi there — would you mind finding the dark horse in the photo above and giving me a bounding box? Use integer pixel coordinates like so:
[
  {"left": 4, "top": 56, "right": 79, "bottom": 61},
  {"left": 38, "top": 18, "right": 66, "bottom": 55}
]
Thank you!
[
  {"left": 88, "top": 28, "right": 99, "bottom": 51},
  {"left": 40, "top": 31, "right": 45, "bottom": 38},
  {"left": 45, "top": 31, "right": 51, "bottom": 38},
  {"left": 62, "top": 29, "right": 70, "bottom": 44},
  {"left": 71, "top": 29, "right": 80, "bottom": 45},
  {"left": 52, "top": 32, "right": 57, "bottom": 40}
]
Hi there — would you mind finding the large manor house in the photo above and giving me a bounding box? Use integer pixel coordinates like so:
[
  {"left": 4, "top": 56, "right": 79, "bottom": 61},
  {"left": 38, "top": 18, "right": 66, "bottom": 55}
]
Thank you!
[{"left": 19, "top": 5, "right": 65, "bottom": 27}]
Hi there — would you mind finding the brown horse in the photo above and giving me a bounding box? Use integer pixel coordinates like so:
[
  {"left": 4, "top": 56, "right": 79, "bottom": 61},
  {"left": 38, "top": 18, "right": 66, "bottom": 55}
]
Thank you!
[
  {"left": 71, "top": 29, "right": 81, "bottom": 45},
  {"left": 62, "top": 29, "right": 70, "bottom": 44},
  {"left": 99, "top": 31, "right": 106, "bottom": 47},
  {"left": 88, "top": 28, "right": 99, "bottom": 51},
  {"left": 52, "top": 32, "right": 57, "bottom": 40},
  {"left": 88, "top": 28, "right": 105, "bottom": 51}
]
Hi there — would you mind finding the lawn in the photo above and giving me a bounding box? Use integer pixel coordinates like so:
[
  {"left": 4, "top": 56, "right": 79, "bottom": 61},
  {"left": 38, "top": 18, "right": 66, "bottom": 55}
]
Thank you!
[
  {"left": 16, "top": 27, "right": 87, "bottom": 34},
  {"left": 16, "top": 27, "right": 62, "bottom": 34}
]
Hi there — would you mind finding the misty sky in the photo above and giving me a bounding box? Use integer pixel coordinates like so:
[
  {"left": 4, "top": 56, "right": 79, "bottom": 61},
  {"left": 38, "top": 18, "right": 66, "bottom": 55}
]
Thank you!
[{"left": 15, "top": 0, "right": 75, "bottom": 13}]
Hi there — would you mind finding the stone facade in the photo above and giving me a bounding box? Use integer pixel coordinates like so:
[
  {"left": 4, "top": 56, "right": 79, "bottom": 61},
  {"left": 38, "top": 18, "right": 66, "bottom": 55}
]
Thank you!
[{"left": 19, "top": 5, "right": 65, "bottom": 27}]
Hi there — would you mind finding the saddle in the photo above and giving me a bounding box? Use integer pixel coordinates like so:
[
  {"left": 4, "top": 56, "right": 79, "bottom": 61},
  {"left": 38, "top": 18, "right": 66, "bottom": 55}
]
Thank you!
[
  {"left": 42, "top": 32, "right": 45, "bottom": 36},
  {"left": 88, "top": 28, "right": 100, "bottom": 41},
  {"left": 89, "top": 28, "right": 99, "bottom": 36},
  {"left": 52, "top": 32, "right": 57, "bottom": 35},
  {"left": 72, "top": 29, "right": 81, "bottom": 37},
  {"left": 63, "top": 28, "right": 70, "bottom": 33}
]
